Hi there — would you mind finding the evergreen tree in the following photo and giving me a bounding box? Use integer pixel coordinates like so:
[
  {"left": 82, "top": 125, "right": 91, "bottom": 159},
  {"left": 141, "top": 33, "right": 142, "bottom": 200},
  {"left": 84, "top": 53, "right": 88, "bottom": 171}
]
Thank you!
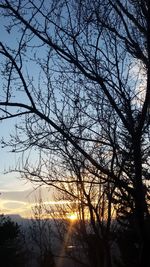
[{"left": 0, "top": 215, "right": 27, "bottom": 267}]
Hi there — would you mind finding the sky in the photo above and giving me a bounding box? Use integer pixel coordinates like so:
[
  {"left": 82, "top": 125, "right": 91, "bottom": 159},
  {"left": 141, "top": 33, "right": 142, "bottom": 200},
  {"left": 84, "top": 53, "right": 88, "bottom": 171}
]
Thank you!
[
  {"left": 0, "top": 3, "right": 147, "bottom": 261},
  {"left": 0, "top": 1, "right": 147, "bottom": 219},
  {"left": 0, "top": 114, "right": 55, "bottom": 218},
  {"left": 0, "top": 108, "right": 30, "bottom": 217},
  {"left": 0, "top": 166, "right": 55, "bottom": 218},
  {"left": 0, "top": 7, "right": 53, "bottom": 218}
]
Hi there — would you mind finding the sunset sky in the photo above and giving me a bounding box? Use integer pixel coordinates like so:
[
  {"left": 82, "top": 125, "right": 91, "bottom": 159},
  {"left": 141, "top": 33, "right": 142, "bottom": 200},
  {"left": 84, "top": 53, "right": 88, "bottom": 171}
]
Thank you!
[
  {"left": 0, "top": 121, "right": 54, "bottom": 218},
  {"left": 0, "top": 168, "right": 55, "bottom": 218},
  {"left": 0, "top": 16, "right": 50, "bottom": 218}
]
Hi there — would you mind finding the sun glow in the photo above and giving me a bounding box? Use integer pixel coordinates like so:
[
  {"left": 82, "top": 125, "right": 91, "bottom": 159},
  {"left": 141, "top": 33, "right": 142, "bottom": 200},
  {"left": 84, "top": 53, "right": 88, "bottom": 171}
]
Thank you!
[{"left": 67, "top": 212, "right": 78, "bottom": 221}]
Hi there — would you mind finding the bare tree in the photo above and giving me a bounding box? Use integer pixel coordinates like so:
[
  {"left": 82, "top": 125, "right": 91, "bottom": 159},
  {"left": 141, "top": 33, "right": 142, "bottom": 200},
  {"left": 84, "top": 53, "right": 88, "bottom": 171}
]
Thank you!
[
  {"left": 29, "top": 191, "right": 55, "bottom": 267},
  {"left": 0, "top": 1, "right": 150, "bottom": 266},
  {"left": 46, "top": 164, "right": 115, "bottom": 267}
]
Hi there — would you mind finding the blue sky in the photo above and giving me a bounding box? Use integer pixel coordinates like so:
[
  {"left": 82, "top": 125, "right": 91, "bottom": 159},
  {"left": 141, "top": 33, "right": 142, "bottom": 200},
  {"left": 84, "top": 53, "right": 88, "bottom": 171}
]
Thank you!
[
  {"left": 0, "top": 113, "right": 54, "bottom": 217},
  {"left": 0, "top": 10, "right": 46, "bottom": 217},
  {"left": 0, "top": 118, "right": 30, "bottom": 216},
  {"left": 0, "top": 144, "right": 38, "bottom": 217},
  {"left": 0, "top": 118, "right": 56, "bottom": 217}
]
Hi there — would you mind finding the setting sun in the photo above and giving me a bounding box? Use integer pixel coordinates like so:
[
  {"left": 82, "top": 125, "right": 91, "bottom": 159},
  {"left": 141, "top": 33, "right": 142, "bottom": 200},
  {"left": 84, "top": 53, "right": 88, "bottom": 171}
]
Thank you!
[{"left": 67, "top": 212, "right": 78, "bottom": 221}]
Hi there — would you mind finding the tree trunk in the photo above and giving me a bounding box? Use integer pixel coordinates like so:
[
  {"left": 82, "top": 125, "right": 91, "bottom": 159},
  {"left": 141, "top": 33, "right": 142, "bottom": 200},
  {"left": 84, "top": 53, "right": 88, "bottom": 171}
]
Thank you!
[{"left": 133, "top": 136, "right": 149, "bottom": 267}]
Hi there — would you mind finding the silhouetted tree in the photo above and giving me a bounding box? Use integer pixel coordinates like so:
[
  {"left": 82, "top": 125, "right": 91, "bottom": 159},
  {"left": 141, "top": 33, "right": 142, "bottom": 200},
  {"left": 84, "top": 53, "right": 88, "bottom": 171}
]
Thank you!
[
  {"left": 0, "top": 214, "right": 27, "bottom": 267},
  {"left": 0, "top": 1, "right": 150, "bottom": 266},
  {"left": 29, "top": 193, "right": 55, "bottom": 267}
]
